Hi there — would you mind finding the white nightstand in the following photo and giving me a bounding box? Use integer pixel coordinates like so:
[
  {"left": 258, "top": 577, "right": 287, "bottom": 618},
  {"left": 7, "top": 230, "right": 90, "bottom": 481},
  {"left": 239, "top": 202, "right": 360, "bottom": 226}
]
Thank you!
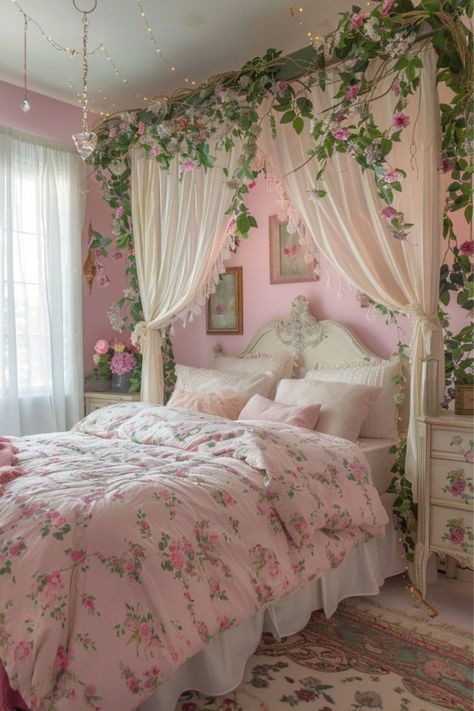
[
  {"left": 415, "top": 411, "right": 473, "bottom": 597},
  {"left": 84, "top": 390, "right": 141, "bottom": 416}
]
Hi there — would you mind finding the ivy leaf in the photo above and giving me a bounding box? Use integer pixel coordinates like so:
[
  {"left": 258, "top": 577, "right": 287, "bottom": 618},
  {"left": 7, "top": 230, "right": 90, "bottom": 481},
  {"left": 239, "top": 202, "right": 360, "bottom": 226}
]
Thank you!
[
  {"left": 281, "top": 110, "right": 296, "bottom": 124},
  {"left": 293, "top": 116, "right": 304, "bottom": 134}
]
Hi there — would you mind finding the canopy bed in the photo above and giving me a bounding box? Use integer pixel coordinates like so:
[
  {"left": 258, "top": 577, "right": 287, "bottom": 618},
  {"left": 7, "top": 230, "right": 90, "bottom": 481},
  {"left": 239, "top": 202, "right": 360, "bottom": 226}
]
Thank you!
[{"left": 0, "top": 296, "right": 406, "bottom": 711}]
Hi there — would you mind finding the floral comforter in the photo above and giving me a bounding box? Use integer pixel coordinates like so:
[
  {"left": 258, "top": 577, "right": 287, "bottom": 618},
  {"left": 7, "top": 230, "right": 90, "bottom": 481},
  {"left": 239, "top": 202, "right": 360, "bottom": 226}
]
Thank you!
[{"left": 0, "top": 404, "right": 388, "bottom": 711}]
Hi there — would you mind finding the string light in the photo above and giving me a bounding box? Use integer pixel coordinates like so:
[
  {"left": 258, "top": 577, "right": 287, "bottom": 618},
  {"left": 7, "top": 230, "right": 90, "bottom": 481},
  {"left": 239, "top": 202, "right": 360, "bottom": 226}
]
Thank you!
[{"left": 20, "top": 14, "right": 30, "bottom": 111}]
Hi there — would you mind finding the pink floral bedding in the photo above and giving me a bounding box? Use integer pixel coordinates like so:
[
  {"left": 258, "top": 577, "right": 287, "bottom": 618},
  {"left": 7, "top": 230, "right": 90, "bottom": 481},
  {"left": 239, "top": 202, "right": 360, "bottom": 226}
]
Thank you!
[{"left": 0, "top": 404, "right": 388, "bottom": 711}]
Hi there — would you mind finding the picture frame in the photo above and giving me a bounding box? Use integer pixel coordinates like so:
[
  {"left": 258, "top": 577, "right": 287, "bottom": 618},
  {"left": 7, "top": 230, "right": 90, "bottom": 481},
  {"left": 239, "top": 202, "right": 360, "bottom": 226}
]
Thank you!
[
  {"left": 269, "top": 215, "right": 318, "bottom": 285},
  {"left": 206, "top": 266, "right": 243, "bottom": 334},
  {"left": 455, "top": 383, "right": 474, "bottom": 415}
]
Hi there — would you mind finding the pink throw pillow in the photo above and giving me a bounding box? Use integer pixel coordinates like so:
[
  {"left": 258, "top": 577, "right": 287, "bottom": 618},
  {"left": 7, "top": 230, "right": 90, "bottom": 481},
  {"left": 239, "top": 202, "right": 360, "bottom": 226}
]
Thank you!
[
  {"left": 238, "top": 394, "right": 320, "bottom": 430},
  {"left": 168, "top": 388, "right": 248, "bottom": 420}
]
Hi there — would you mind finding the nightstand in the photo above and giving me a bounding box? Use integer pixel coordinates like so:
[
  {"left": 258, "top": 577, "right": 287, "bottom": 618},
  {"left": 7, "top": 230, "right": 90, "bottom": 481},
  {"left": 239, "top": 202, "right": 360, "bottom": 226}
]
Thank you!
[
  {"left": 84, "top": 390, "right": 141, "bottom": 416},
  {"left": 415, "top": 411, "right": 473, "bottom": 597}
]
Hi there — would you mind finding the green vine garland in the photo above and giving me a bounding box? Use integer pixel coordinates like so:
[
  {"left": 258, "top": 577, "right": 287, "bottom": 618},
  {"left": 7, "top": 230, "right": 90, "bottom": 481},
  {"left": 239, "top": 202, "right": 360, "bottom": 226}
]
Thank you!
[{"left": 88, "top": 0, "right": 472, "bottom": 560}]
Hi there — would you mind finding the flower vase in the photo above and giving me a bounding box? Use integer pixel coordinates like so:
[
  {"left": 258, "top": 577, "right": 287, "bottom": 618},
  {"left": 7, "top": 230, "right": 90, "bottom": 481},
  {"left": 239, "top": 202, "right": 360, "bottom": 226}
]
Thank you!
[{"left": 111, "top": 372, "right": 131, "bottom": 393}]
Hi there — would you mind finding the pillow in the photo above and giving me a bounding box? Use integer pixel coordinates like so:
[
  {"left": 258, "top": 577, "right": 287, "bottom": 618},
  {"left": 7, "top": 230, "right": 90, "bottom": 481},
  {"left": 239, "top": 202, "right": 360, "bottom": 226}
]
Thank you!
[
  {"left": 305, "top": 360, "right": 401, "bottom": 438},
  {"left": 168, "top": 388, "right": 248, "bottom": 419},
  {"left": 214, "top": 352, "right": 295, "bottom": 381},
  {"left": 275, "top": 379, "right": 380, "bottom": 442},
  {"left": 175, "top": 365, "right": 276, "bottom": 399},
  {"left": 238, "top": 394, "right": 320, "bottom": 430}
]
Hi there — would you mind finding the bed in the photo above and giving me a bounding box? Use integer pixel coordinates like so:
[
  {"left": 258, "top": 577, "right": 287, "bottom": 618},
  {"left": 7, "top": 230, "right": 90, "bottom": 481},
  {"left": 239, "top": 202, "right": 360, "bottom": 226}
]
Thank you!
[{"left": 0, "top": 296, "right": 406, "bottom": 711}]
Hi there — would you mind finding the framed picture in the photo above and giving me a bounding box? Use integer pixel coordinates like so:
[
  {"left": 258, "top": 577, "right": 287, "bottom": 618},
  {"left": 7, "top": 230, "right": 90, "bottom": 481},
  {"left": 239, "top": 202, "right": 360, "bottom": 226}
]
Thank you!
[
  {"left": 269, "top": 215, "right": 318, "bottom": 285},
  {"left": 455, "top": 383, "right": 474, "bottom": 415},
  {"left": 206, "top": 266, "right": 243, "bottom": 334}
]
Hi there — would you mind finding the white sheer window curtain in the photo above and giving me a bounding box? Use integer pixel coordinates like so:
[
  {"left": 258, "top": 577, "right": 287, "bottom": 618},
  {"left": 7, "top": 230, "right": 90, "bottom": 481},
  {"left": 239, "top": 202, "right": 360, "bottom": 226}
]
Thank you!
[{"left": 0, "top": 126, "right": 84, "bottom": 435}]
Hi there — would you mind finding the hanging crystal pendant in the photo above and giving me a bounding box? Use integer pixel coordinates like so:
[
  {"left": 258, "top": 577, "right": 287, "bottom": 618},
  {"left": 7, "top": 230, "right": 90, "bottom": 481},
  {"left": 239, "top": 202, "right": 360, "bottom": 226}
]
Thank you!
[
  {"left": 72, "top": 131, "right": 97, "bottom": 160},
  {"left": 21, "top": 18, "right": 31, "bottom": 113},
  {"left": 20, "top": 98, "right": 31, "bottom": 112}
]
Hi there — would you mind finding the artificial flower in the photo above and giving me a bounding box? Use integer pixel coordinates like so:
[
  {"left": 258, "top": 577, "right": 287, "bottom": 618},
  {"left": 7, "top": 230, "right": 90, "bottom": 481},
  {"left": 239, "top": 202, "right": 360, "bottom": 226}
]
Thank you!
[
  {"left": 94, "top": 339, "right": 110, "bottom": 355},
  {"left": 459, "top": 240, "right": 474, "bottom": 256},
  {"left": 137, "top": 121, "right": 146, "bottom": 136},
  {"left": 114, "top": 343, "right": 126, "bottom": 352},
  {"left": 332, "top": 128, "right": 349, "bottom": 141},
  {"left": 380, "top": 206, "right": 397, "bottom": 219},
  {"left": 181, "top": 158, "right": 197, "bottom": 172},
  {"left": 110, "top": 352, "right": 136, "bottom": 375},
  {"left": 112, "top": 251, "right": 124, "bottom": 260},
  {"left": 391, "top": 80, "right": 401, "bottom": 96},
  {"left": 115, "top": 206, "right": 125, "bottom": 219},
  {"left": 276, "top": 81, "right": 288, "bottom": 94},
  {"left": 351, "top": 12, "right": 366, "bottom": 29},
  {"left": 381, "top": 0, "right": 394, "bottom": 15},
  {"left": 150, "top": 144, "right": 161, "bottom": 159},
  {"left": 383, "top": 169, "right": 402, "bottom": 183},
  {"left": 98, "top": 275, "right": 110, "bottom": 288},
  {"left": 345, "top": 84, "right": 359, "bottom": 102},
  {"left": 440, "top": 158, "right": 453, "bottom": 174},
  {"left": 108, "top": 127, "right": 117, "bottom": 139},
  {"left": 392, "top": 112, "right": 410, "bottom": 129}
]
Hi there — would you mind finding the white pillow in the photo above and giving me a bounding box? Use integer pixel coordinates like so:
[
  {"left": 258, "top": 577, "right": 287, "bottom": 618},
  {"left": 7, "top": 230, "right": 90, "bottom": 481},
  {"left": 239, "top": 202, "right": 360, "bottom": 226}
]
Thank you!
[
  {"left": 175, "top": 364, "right": 276, "bottom": 399},
  {"left": 276, "top": 378, "right": 380, "bottom": 442},
  {"left": 305, "top": 360, "right": 401, "bottom": 439},
  {"left": 214, "top": 352, "right": 295, "bottom": 381}
]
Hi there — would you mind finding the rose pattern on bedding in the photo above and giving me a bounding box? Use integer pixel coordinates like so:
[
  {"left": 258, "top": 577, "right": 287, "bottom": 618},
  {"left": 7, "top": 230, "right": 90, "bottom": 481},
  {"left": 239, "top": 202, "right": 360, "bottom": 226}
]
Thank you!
[{"left": 0, "top": 404, "right": 387, "bottom": 711}]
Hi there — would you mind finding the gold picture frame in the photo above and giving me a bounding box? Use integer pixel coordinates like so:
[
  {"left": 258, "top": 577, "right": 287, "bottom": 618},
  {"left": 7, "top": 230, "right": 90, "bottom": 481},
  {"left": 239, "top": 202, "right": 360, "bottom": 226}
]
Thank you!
[
  {"left": 455, "top": 384, "right": 474, "bottom": 415},
  {"left": 269, "top": 215, "right": 318, "bottom": 285},
  {"left": 206, "top": 266, "right": 243, "bottom": 335}
]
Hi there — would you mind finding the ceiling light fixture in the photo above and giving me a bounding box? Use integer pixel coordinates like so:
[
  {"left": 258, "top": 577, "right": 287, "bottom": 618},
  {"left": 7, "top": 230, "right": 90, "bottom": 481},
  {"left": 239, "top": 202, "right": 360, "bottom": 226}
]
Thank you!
[{"left": 72, "top": 0, "right": 98, "bottom": 160}]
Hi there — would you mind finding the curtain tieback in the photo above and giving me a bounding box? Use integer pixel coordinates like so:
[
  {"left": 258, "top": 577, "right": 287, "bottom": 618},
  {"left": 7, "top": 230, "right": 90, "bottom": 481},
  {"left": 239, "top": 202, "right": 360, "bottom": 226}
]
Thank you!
[
  {"left": 131, "top": 322, "right": 163, "bottom": 351},
  {"left": 402, "top": 305, "right": 439, "bottom": 354},
  {"left": 131, "top": 321, "right": 148, "bottom": 349}
]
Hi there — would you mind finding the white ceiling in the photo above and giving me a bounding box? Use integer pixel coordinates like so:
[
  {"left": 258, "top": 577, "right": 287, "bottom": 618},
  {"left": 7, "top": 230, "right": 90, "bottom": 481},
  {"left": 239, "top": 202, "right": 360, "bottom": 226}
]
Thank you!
[{"left": 0, "top": 0, "right": 355, "bottom": 113}]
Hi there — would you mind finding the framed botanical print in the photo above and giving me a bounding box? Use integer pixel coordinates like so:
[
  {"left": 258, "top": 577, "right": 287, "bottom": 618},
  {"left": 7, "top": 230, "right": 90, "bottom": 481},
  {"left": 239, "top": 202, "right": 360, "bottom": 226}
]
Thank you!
[
  {"left": 269, "top": 215, "right": 318, "bottom": 285},
  {"left": 206, "top": 266, "right": 243, "bottom": 334}
]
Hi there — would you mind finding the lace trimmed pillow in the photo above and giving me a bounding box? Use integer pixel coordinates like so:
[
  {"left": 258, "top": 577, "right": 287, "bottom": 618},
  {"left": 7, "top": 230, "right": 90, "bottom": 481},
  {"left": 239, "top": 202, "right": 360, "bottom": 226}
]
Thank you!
[
  {"left": 168, "top": 388, "right": 248, "bottom": 420},
  {"left": 305, "top": 359, "right": 401, "bottom": 439},
  {"left": 175, "top": 364, "right": 276, "bottom": 399}
]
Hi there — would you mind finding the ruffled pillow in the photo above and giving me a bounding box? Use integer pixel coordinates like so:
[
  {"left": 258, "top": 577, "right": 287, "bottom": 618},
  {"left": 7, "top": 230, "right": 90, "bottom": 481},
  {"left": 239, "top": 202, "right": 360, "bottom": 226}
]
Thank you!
[{"left": 175, "top": 365, "right": 276, "bottom": 399}]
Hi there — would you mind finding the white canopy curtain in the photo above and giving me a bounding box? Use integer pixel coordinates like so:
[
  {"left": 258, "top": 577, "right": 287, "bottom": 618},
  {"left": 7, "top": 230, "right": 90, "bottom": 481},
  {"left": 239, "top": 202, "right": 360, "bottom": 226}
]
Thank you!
[
  {"left": 0, "top": 126, "right": 84, "bottom": 435},
  {"left": 262, "top": 47, "right": 443, "bottom": 496},
  {"left": 130, "top": 144, "right": 239, "bottom": 404}
]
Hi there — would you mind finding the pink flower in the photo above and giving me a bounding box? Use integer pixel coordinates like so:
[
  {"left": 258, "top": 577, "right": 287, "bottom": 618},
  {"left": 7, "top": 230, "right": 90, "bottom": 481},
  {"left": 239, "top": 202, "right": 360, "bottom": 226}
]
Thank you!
[
  {"left": 70, "top": 549, "right": 85, "bottom": 564},
  {"left": 277, "top": 81, "right": 288, "bottom": 94},
  {"left": 459, "top": 240, "right": 474, "bottom": 256},
  {"left": 392, "top": 112, "right": 410, "bottom": 129},
  {"left": 109, "top": 127, "right": 117, "bottom": 138},
  {"left": 14, "top": 642, "right": 30, "bottom": 662},
  {"left": 84, "top": 685, "right": 97, "bottom": 697},
  {"left": 137, "top": 121, "right": 146, "bottom": 135},
  {"left": 449, "top": 527, "right": 465, "bottom": 544},
  {"left": 345, "top": 84, "right": 359, "bottom": 102},
  {"left": 335, "top": 112, "right": 348, "bottom": 123},
  {"left": 440, "top": 158, "right": 453, "bottom": 173},
  {"left": 351, "top": 12, "right": 366, "bottom": 29},
  {"left": 466, "top": 450, "right": 474, "bottom": 462},
  {"left": 150, "top": 144, "right": 161, "bottom": 158},
  {"left": 391, "top": 80, "right": 401, "bottom": 96},
  {"left": 175, "top": 116, "right": 190, "bottom": 131},
  {"left": 247, "top": 180, "right": 256, "bottom": 189},
  {"left": 140, "top": 623, "right": 151, "bottom": 637},
  {"left": 383, "top": 169, "right": 402, "bottom": 184},
  {"left": 181, "top": 158, "right": 196, "bottom": 172},
  {"left": 98, "top": 275, "right": 110, "bottom": 288},
  {"left": 94, "top": 338, "right": 110, "bottom": 355},
  {"left": 115, "top": 206, "right": 125, "bottom": 219},
  {"left": 381, "top": 0, "right": 394, "bottom": 15},
  {"left": 350, "top": 459, "right": 367, "bottom": 481},
  {"left": 333, "top": 128, "right": 349, "bottom": 141},
  {"left": 110, "top": 351, "right": 136, "bottom": 375},
  {"left": 380, "top": 206, "right": 397, "bottom": 219},
  {"left": 112, "top": 251, "right": 124, "bottom": 260},
  {"left": 82, "top": 595, "right": 95, "bottom": 609},
  {"left": 450, "top": 479, "right": 466, "bottom": 496}
]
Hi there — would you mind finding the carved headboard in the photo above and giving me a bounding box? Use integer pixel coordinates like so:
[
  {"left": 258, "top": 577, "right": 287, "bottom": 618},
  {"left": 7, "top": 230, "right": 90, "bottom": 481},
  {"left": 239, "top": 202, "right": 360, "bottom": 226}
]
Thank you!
[{"left": 214, "top": 295, "right": 389, "bottom": 377}]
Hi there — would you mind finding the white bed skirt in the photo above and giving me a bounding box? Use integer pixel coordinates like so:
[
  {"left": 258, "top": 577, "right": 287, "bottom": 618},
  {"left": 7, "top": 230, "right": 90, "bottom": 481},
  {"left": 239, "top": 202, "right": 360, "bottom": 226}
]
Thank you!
[{"left": 140, "top": 520, "right": 406, "bottom": 711}]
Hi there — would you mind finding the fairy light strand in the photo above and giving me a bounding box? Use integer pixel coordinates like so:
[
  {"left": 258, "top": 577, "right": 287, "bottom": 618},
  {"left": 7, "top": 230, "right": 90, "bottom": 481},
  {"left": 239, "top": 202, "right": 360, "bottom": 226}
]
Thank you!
[{"left": 134, "top": 0, "right": 176, "bottom": 71}]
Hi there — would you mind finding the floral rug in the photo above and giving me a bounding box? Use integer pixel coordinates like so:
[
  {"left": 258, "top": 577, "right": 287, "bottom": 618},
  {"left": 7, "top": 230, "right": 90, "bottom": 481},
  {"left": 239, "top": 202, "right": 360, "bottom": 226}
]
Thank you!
[{"left": 176, "top": 597, "right": 474, "bottom": 711}]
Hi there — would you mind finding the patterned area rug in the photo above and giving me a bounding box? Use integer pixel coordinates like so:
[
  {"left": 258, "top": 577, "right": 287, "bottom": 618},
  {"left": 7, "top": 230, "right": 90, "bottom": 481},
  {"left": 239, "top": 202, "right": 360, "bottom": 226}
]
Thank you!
[{"left": 176, "top": 598, "right": 474, "bottom": 711}]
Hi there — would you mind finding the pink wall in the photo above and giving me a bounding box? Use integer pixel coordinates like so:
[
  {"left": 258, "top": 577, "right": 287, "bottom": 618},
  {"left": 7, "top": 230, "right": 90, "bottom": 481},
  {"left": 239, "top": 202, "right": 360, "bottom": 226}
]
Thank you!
[
  {"left": 0, "top": 80, "right": 126, "bottom": 374},
  {"left": 172, "top": 177, "right": 469, "bottom": 367}
]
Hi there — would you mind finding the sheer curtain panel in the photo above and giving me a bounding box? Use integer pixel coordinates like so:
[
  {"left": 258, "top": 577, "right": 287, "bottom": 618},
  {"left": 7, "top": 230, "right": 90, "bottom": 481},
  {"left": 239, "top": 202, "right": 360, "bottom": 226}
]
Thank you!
[
  {"left": 131, "top": 145, "right": 239, "bottom": 404},
  {"left": 262, "top": 48, "right": 443, "bottom": 495},
  {"left": 0, "top": 126, "right": 84, "bottom": 435}
]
